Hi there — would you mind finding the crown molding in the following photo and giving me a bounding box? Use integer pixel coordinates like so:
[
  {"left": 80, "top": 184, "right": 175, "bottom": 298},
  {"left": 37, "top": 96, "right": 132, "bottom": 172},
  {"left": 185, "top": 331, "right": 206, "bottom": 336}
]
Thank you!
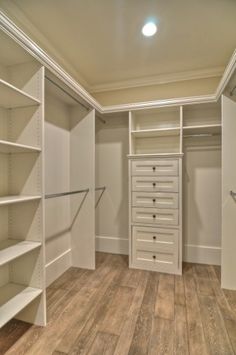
[
  {"left": 0, "top": 10, "right": 235, "bottom": 114},
  {"left": 90, "top": 67, "right": 224, "bottom": 94},
  {"left": 0, "top": 9, "right": 103, "bottom": 113}
]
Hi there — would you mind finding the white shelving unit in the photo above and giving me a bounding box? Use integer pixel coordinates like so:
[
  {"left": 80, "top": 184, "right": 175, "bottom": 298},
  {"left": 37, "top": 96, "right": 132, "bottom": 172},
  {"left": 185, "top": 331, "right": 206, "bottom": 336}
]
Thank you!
[
  {"left": 183, "top": 124, "right": 221, "bottom": 135},
  {"left": 0, "top": 30, "right": 46, "bottom": 328},
  {"left": 128, "top": 106, "right": 183, "bottom": 275}
]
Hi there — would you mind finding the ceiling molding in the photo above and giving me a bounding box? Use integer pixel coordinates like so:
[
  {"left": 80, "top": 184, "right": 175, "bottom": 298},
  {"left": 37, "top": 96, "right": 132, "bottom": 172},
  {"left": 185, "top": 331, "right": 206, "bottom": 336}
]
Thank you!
[
  {"left": 90, "top": 67, "right": 224, "bottom": 94},
  {"left": 0, "top": 1, "right": 90, "bottom": 89},
  {"left": 0, "top": 11, "right": 235, "bottom": 114}
]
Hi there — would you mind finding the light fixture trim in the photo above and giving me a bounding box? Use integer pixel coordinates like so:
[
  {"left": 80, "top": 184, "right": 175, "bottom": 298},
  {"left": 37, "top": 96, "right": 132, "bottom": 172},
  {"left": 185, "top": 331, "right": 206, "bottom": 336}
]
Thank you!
[{"left": 142, "top": 22, "right": 157, "bottom": 37}]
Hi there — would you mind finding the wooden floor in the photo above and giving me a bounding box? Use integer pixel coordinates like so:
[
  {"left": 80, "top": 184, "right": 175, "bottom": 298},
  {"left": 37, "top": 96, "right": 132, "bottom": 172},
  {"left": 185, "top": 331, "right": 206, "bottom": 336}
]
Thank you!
[{"left": 1, "top": 253, "right": 236, "bottom": 355}]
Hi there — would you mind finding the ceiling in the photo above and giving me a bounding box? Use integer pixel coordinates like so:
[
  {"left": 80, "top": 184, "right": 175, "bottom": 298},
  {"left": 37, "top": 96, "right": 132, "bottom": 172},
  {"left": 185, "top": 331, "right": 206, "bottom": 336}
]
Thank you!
[{"left": 1, "top": 0, "right": 236, "bottom": 93}]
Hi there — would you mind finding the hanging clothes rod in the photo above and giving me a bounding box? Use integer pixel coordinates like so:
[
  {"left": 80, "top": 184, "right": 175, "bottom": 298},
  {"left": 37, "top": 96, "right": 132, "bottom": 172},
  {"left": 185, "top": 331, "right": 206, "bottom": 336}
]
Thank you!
[
  {"left": 230, "top": 85, "right": 236, "bottom": 96},
  {"left": 45, "top": 188, "right": 89, "bottom": 199},
  {"left": 95, "top": 186, "right": 106, "bottom": 191},
  {"left": 95, "top": 186, "right": 106, "bottom": 208},
  {"left": 184, "top": 133, "right": 221, "bottom": 138},
  {"left": 45, "top": 76, "right": 106, "bottom": 124}
]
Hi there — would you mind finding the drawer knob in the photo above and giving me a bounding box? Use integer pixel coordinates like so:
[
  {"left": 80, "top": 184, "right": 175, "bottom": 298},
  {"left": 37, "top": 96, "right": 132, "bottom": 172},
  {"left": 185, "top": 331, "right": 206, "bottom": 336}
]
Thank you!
[
  {"left": 153, "top": 198, "right": 156, "bottom": 203},
  {"left": 153, "top": 236, "right": 156, "bottom": 240},
  {"left": 152, "top": 166, "right": 156, "bottom": 171},
  {"left": 153, "top": 255, "right": 156, "bottom": 259},
  {"left": 153, "top": 183, "right": 156, "bottom": 187},
  {"left": 153, "top": 215, "right": 156, "bottom": 219}
]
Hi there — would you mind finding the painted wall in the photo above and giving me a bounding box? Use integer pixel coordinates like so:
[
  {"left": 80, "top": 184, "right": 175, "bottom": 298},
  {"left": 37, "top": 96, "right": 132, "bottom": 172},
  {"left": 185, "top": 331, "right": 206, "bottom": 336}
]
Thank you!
[
  {"left": 183, "top": 143, "right": 222, "bottom": 265},
  {"left": 92, "top": 77, "right": 220, "bottom": 106},
  {"left": 95, "top": 114, "right": 129, "bottom": 254}
]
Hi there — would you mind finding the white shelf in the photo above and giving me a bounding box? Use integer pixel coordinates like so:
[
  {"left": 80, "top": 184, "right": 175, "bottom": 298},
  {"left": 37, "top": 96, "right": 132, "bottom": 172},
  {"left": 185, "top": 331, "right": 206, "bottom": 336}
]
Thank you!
[
  {"left": 183, "top": 124, "right": 221, "bottom": 136},
  {"left": 0, "top": 283, "right": 42, "bottom": 328},
  {"left": 0, "top": 140, "right": 41, "bottom": 154},
  {"left": 131, "top": 127, "right": 180, "bottom": 138},
  {"left": 0, "top": 239, "right": 41, "bottom": 267},
  {"left": 0, "top": 79, "right": 41, "bottom": 109},
  {"left": 0, "top": 195, "right": 41, "bottom": 206}
]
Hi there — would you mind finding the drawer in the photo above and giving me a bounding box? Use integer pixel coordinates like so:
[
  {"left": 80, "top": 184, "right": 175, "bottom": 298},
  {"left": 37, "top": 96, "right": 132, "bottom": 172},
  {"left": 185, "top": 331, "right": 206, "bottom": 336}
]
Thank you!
[
  {"left": 133, "top": 225, "right": 178, "bottom": 244},
  {"left": 132, "top": 192, "right": 178, "bottom": 209},
  {"left": 135, "top": 250, "right": 174, "bottom": 264},
  {"left": 132, "top": 176, "right": 179, "bottom": 193},
  {"left": 132, "top": 159, "right": 178, "bottom": 176},
  {"left": 132, "top": 207, "right": 178, "bottom": 225}
]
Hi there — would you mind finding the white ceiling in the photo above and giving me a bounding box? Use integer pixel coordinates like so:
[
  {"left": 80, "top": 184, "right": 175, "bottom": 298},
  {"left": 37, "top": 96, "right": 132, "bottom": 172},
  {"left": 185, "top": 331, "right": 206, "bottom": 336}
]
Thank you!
[{"left": 1, "top": 0, "right": 236, "bottom": 92}]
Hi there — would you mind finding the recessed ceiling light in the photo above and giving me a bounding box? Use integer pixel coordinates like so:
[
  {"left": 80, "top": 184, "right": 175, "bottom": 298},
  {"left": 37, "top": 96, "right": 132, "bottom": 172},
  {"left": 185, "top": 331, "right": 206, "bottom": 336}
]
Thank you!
[{"left": 142, "top": 22, "right": 157, "bottom": 37}]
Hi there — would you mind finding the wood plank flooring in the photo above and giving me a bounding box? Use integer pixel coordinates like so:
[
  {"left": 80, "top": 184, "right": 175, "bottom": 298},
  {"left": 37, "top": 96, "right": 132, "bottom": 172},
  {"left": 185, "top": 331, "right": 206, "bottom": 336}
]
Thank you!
[{"left": 1, "top": 253, "right": 236, "bottom": 355}]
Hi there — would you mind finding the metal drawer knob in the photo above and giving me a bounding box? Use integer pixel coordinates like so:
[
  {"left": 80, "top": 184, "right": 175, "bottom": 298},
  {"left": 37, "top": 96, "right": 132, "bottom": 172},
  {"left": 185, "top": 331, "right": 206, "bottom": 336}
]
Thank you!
[
  {"left": 153, "top": 236, "right": 156, "bottom": 240},
  {"left": 152, "top": 166, "right": 156, "bottom": 171},
  {"left": 153, "top": 183, "right": 156, "bottom": 187},
  {"left": 153, "top": 255, "right": 156, "bottom": 259},
  {"left": 153, "top": 198, "right": 156, "bottom": 203},
  {"left": 153, "top": 215, "right": 156, "bottom": 218}
]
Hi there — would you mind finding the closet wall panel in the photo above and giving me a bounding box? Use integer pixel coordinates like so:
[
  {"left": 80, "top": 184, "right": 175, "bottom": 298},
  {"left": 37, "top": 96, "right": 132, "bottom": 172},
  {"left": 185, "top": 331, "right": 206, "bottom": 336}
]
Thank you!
[
  {"left": 45, "top": 93, "right": 71, "bottom": 286},
  {"left": 183, "top": 143, "right": 221, "bottom": 265},
  {"left": 95, "top": 115, "right": 129, "bottom": 255},
  {"left": 70, "top": 107, "right": 95, "bottom": 269}
]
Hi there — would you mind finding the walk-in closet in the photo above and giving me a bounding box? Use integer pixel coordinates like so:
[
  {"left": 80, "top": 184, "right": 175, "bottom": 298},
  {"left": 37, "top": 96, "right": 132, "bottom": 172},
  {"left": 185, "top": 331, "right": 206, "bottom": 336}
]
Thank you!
[{"left": 0, "top": 2, "right": 236, "bottom": 354}]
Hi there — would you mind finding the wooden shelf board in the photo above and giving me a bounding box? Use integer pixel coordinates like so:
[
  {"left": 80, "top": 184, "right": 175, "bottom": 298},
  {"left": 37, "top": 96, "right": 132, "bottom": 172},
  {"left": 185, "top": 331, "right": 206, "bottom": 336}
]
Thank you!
[
  {"left": 0, "top": 140, "right": 41, "bottom": 154},
  {"left": 0, "top": 195, "right": 41, "bottom": 206},
  {"left": 131, "top": 127, "right": 180, "bottom": 138},
  {"left": 183, "top": 124, "right": 221, "bottom": 135},
  {"left": 0, "top": 283, "right": 42, "bottom": 328},
  {"left": 0, "top": 79, "right": 40, "bottom": 109},
  {"left": 0, "top": 239, "right": 41, "bottom": 267}
]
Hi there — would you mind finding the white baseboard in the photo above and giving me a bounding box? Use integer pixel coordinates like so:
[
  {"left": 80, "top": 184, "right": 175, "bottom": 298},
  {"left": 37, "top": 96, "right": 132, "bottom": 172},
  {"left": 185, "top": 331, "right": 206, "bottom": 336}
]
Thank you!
[
  {"left": 184, "top": 244, "right": 221, "bottom": 265},
  {"left": 45, "top": 249, "right": 72, "bottom": 287},
  {"left": 96, "top": 235, "right": 129, "bottom": 255}
]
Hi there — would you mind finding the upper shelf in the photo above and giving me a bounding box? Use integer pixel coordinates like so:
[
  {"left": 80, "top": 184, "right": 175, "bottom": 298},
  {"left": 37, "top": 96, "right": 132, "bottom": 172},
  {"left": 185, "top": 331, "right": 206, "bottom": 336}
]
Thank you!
[
  {"left": 131, "top": 127, "right": 180, "bottom": 138},
  {"left": 0, "top": 79, "right": 41, "bottom": 109},
  {"left": 0, "top": 140, "right": 41, "bottom": 154},
  {"left": 183, "top": 124, "right": 221, "bottom": 136}
]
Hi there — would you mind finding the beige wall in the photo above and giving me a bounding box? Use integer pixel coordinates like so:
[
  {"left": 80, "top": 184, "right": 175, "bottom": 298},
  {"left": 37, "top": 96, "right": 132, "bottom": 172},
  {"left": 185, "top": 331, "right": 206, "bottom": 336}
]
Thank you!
[{"left": 92, "top": 77, "right": 221, "bottom": 106}]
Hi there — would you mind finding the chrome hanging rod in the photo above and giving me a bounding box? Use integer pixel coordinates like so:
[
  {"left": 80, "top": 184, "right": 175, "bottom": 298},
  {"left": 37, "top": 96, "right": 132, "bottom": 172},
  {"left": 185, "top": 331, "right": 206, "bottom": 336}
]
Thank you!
[
  {"left": 45, "top": 188, "right": 89, "bottom": 199},
  {"left": 230, "top": 85, "right": 236, "bottom": 96},
  {"left": 45, "top": 76, "right": 106, "bottom": 124},
  {"left": 95, "top": 186, "right": 106, "bottom": 191},
  {"left": 46, "top": 76, "right": 89, "bottom": 111},
  {"left": 184, "top": 133, "right": 221, "bottom": 138}
]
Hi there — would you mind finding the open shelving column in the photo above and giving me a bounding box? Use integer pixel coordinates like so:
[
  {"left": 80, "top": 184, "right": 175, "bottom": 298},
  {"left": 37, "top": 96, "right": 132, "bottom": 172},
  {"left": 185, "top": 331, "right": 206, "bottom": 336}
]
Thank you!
[{"left": 0, "top": 30, "right": 46, "bottom": 328}]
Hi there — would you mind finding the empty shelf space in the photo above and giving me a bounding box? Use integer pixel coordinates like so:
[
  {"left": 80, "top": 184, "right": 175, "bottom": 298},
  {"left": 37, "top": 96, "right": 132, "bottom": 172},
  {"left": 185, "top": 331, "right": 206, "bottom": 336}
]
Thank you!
[
  {"left": 0, "top": 239, "right": 41, "bottom": 267},
  {"left": 0, "top": 79, "right": 41, "bottom": 109},
  {"left": 183, "top": 124, "right": 221, "bottom": 135},
  {"left": 0, "top": 283, "right": 42, "bottom": 328},
  {"left": 0, "top": 195, "right": 41, "bottom": 206},
  {"left": 131, "top": 127, "right": 180, "bottom": 138},
  {"left": 0, "top": 140, "right": 41, "bottom": 153}
]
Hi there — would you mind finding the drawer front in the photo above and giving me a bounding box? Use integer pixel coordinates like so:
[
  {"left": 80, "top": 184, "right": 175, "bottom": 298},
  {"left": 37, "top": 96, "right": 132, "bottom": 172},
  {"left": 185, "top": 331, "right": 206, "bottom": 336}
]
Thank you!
[
  {"left": 133, "top": 226, "right": 178, "bottom": 254},
  {"left": 132, "top": 176, "right": 179, "bottom": 193},
  {"left": 135, "top": 250, "right": 174, "bottom": 264},
  {"left": 132, "top": 207, "right": 178, "bottom": 225},
  {"left": 132, "top": 159, "right": 178, "bottom": 176},
  {"left": 132, "top": 192, "right": 178, "bottom": 209}
]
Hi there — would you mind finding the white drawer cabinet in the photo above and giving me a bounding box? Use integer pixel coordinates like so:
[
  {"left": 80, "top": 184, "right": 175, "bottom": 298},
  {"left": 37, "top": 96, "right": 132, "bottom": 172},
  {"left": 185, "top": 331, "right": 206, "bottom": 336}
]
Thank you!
[
  {"left": 129, "top": 156, "right": 182, "bottom": 275},
  {"left": 131, "top": 159, "right": 178, "bottom": 176},
  {"left": 132, "top": 207, "right": 178, "bottom": 225},
  {"left": 132, "top": 176, "right": 179, "bottom": 192},
  {"left": 132, "top": 191, "right": 178, "bottom": 209}
]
